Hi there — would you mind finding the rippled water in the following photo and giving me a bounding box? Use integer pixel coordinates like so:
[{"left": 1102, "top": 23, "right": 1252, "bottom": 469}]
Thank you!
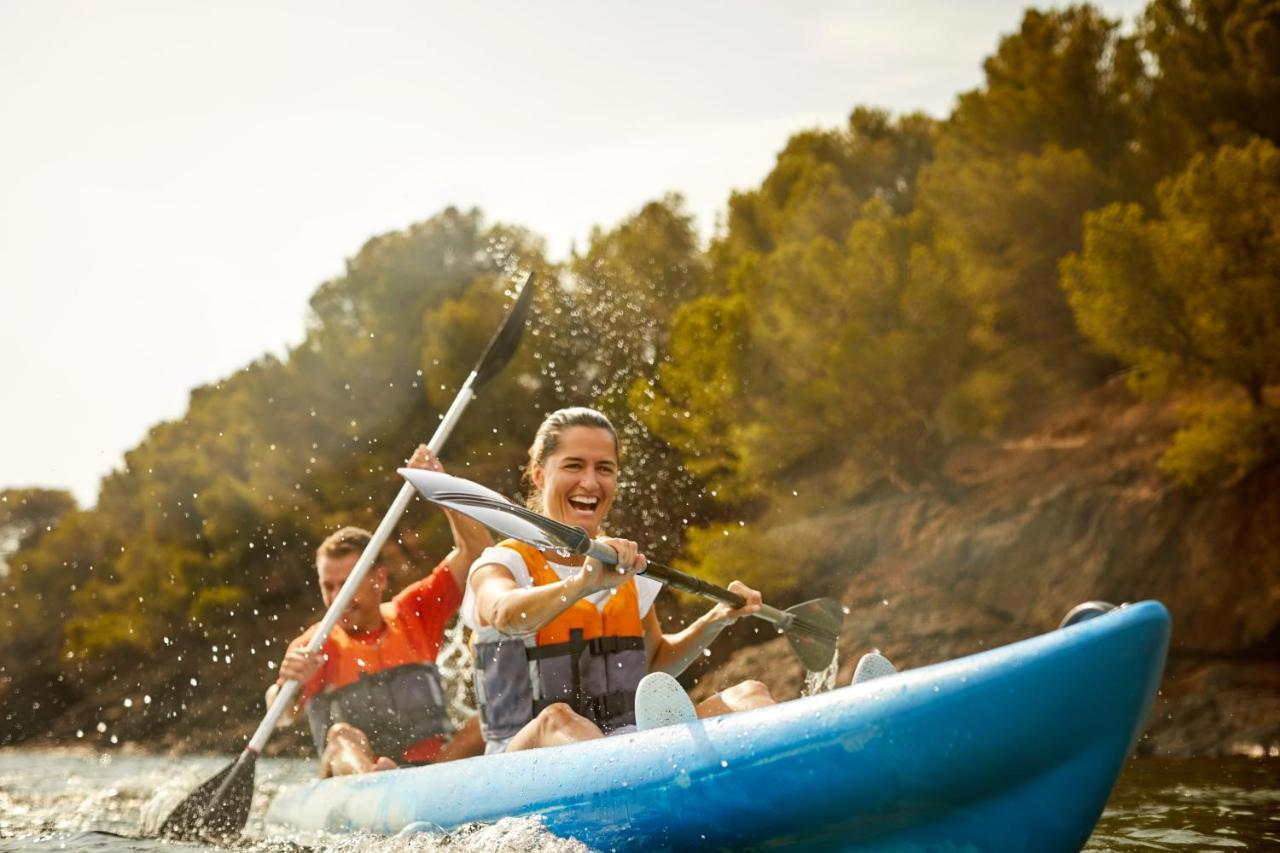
[
  {"left": 1084, "top": 759, "right": 1279, "bottom": 851},
  {"left": 1, "top": 749, "right": 1276, "bottom": 851}
]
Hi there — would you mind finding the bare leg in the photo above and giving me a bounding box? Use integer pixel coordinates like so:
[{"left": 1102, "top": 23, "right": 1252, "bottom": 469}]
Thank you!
[
  {"left": 503, "top": 702, "right": 605, "bottom": 753},
  {"left": 435, "top": 713, "right": 486, "bottom": 763},
  {"left": 320, "top": 723, "right": 397, "bottom": 777},
  {"left": 695, "top": 679, "right": 774, "bottom": 720}
]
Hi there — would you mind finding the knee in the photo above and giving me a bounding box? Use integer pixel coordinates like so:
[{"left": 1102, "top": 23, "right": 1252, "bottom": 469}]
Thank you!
[
  {"left": 536, "top": 702, "right": 584, "bottom": 732},
  {"left": 730, "top": 679, "right": 773, "bottom": 705},
  {"left": 326, "top": 722, "right": 367, "bottom": 746}
]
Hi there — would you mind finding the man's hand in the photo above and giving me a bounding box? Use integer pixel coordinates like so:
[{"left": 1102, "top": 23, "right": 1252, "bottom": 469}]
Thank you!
[
  {"left": 407, "top": 444, "right": 444, "bottom": 473},
  {"left": 278, "top": 647, "right": 325, "bottom": 685}
]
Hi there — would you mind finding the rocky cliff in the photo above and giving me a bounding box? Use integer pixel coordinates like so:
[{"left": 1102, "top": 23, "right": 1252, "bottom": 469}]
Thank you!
[{"left": 689, "top": 380, "right": 1280, "bottom": 758}]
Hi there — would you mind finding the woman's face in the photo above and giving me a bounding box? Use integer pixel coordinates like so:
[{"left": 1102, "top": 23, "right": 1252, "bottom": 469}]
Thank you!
[{"left": 532, "top": 426, "right": 619, "bottom": 536}]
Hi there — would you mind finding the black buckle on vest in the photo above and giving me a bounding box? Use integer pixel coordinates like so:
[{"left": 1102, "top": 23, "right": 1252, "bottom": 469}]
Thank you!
[{"left": 526, "top": 628, "right": 589, "bottom": 661}]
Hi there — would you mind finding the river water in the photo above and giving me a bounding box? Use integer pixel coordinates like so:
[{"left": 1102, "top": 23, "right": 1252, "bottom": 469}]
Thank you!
[{"left": 0, "top": 749, "right": 1276, "bottom": 851}]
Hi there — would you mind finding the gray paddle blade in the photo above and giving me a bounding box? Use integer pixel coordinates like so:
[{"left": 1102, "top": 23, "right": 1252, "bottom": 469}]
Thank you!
[
  {"left": 399, "top": 469, "right": 563, "bottom": 551},
  {"left": 784, "top": 597, "right": 844, "bottom": 672}
]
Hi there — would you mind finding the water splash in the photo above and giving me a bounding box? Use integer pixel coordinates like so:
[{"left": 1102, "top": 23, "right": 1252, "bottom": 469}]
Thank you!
[
  {"left": 1, "top": 750, "right": 589, "bottom": 853},
  {"left": 434, "top": 618, "right": 476, "bottom": 728},
  {"left": 802, "top": 649, "right": 839, "bottom": 697}
]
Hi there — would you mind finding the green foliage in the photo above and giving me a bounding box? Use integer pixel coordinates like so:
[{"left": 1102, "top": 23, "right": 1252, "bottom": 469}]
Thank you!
[
  {"left": 64, "top": 610, "right": 152, "bottom": 661},
  {"left": 717, "top": 108, "right": 935, "bottom": 262},
  {"left": 1136, "top": 0, "right": 1280, "bottom": 182},
  {"left": 1063, "top": 136, "right": 1280, "bottom": 483},
  {"left": 921, "top": 143, "right": 1118, "bottom": 392},
  {"left": 190, "top": 585, "right": 249, "bottom": 623},
  {"left": 1063, "top": 137, "right": 1280, "bottom": 401},
  {"left": 630, "top": 292, "right": 751, "bottom": 502},
  {"left": 948, "top": 6, "right": 1141, "bottom": 168},
  {"left": 678, "top": 522, "right": 784, "bottom": 597},
  {"left": 919, "top": 4, "right": 1143, "bottom": 399},
  {"left": 725, "top": 202, "right": 985, "bottom": 494},
  {"left": 0, "top": 488, "right": 76, "bottom": 566},
  {"left": 1159, "top": 394, "right": 1278, "bottom": 487},
  {"left": 639, "top": 112, "right": 949, "bottom": 505}
]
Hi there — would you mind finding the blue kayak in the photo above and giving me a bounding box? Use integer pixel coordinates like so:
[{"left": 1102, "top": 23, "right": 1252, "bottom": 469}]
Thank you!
[{"left": 265, "top": 600, "right": 1169, "bottom": 851}]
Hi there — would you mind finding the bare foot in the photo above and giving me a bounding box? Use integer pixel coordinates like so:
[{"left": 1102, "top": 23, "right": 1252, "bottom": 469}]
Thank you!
[{"left": 373, "top": 756, "right": 398, "bottom": 772}]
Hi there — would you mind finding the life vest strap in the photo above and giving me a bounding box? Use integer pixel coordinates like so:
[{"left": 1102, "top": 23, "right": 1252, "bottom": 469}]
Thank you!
[
  {"left": 525, "top": 632, "right": 645, "bottom": 661},
  {"left": 588, "top": 635, "right": 646, "bottom": 655}
]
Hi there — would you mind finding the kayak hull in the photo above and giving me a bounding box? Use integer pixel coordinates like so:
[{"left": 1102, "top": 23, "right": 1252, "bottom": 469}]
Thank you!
[{"left": 265, "top": 600, "right": 1169, "bottom": 852}]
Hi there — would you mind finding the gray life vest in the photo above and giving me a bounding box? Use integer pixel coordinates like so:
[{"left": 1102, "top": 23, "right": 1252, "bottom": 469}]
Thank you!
[
  {"left": 305, "top": 662, "right": 454, "bottom": 760},
  {"left": 473, "top": 628, "right": 648, "bottom": 743}
]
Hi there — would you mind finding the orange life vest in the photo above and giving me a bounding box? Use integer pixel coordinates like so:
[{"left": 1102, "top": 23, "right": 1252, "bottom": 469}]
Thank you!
[{"left": 473, "top": 540, "right": 648, "bottom": 743}]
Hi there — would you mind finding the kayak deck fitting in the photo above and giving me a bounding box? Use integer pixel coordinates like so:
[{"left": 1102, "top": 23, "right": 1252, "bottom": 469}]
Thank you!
[{"left": 265, "top": 600, "right": 1170, "bottom": 852}]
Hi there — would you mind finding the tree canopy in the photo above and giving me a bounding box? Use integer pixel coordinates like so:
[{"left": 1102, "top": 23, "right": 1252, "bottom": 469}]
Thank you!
[{"left": 1063, "top": 137, "right": 1280, "bottom": 485}]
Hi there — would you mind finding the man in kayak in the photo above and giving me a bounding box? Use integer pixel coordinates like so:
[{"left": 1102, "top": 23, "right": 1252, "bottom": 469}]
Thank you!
[
  {"left": 269, "top": 445, "right": 492, "bottom": 776},
  {"left": 463, "top": 407, "right": 776, "bottom": 754}
]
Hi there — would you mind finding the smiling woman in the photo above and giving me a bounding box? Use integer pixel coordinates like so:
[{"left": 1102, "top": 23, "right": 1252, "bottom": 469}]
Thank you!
[{"left": 461, "top": 406, "right": 775, "bottom": 755}]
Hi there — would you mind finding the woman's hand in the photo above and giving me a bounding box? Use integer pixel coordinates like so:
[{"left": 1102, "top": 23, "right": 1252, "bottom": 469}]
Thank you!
[
  {"left": 579, "top": 536, "right": 646, "bottom": 594},
  {"left": 406, "top": 444, "right": 444, "bottom": 472},
  {"left": 706, "top": 580, "right": 763, "bottom": 626}
]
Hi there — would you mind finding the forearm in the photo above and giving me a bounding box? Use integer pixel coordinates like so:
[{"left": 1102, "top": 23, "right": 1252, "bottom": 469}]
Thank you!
[
  {"left": 647, "top": 610, "right": 729, "bottom": 676},
  {"left": 487, "top": 571, "right": 595, "bottom": 636},
  {"left": 443, "top": 508, "right": 492, "bottom": 570}
]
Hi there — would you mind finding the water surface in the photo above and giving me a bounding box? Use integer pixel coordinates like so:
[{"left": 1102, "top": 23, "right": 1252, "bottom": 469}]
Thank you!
[{"left": 0, "top": 750, "right": 1275, "bottom": 851}]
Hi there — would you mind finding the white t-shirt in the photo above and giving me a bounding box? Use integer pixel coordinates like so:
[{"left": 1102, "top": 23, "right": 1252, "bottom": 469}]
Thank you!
[{"left": 462, "top": 545, "right": 663, "bottom": 636}]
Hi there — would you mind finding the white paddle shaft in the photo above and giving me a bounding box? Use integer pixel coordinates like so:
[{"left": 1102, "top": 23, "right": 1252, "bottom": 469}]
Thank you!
[{"left": 246, "top": 374, "right": 478, "bottom": 753}]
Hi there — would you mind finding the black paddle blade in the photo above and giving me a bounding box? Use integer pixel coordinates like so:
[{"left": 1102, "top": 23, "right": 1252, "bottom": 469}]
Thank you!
[
  {"left": 158, "top": 750, "right": 257, "bottom": 840},
  {"left": 472, "top": 272, "right": 536, "bottom": 388},
  {"left": 784, "top": 598, "right": 844, "bottom": 672}
]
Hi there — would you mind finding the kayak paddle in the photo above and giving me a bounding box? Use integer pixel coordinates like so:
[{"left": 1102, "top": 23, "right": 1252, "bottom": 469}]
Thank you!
[
  {"left": 159, "top": 272, "right": 536, "bottom": 840},
  {"left": 399, "top": 469, "right": 844, "bottom": 671}
]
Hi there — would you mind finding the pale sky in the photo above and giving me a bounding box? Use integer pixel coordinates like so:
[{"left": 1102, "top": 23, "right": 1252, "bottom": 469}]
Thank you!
[{"left": 1, "top": 0, "right": 1146, "bottom": 507}]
